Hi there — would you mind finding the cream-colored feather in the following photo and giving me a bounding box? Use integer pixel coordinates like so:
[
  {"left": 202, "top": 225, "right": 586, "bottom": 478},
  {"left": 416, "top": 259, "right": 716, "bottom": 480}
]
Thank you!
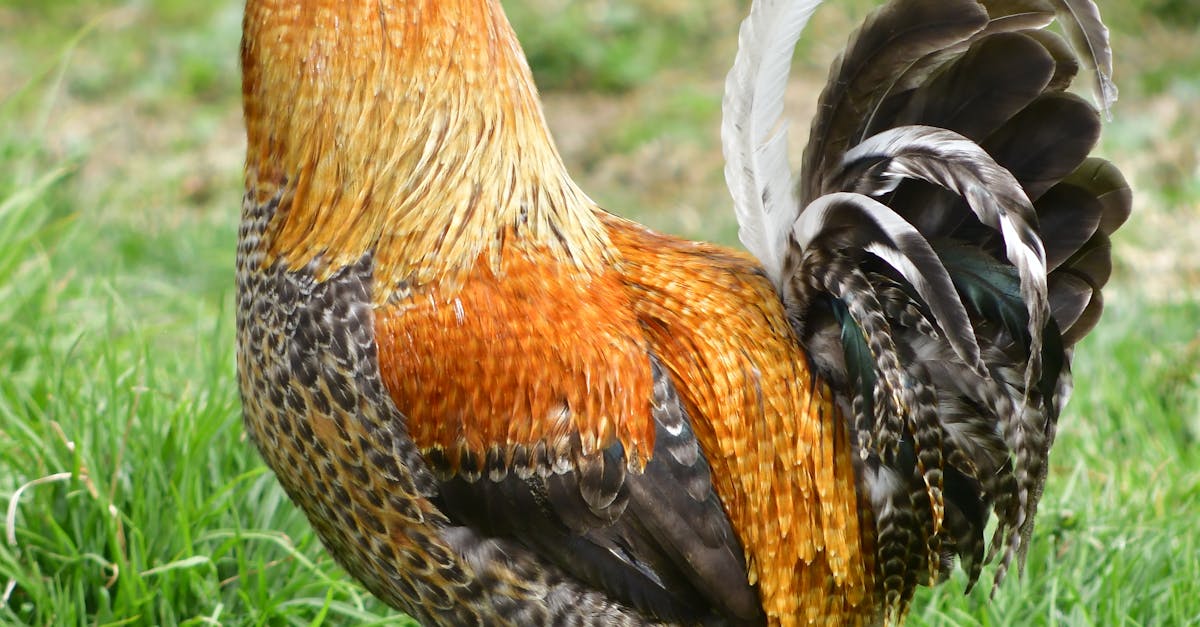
[{"left": 721, "top": 0, "right": 823, "bottom": 289}]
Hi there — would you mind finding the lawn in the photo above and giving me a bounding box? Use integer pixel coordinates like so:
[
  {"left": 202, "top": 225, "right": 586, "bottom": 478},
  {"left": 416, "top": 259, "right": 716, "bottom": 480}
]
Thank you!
[{"left": 0, "top": 0, "right": 1196, "bottom": 624}]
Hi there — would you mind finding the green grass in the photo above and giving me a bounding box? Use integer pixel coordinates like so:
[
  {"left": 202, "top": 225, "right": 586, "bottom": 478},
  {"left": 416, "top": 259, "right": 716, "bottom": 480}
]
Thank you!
[
  {"left": 0, "top": 56, "right": 395, "bottom": 627},
  {"left": 1, "top": 0, "right": 1197, "bottom": 624}
]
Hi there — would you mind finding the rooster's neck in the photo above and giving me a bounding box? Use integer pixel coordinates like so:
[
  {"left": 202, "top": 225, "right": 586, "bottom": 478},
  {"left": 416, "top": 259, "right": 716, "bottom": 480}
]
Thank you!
[{"left": 242, "top": 0, "right": 611, "bottom": 292}]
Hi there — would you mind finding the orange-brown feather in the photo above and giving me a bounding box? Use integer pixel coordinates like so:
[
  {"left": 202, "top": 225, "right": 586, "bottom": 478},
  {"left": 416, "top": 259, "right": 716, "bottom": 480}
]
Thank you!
[
  {"left": 602, "top": 214, "right": 878, "bottom": 626},
  {"left": 242, "top": 0, "right": 613, "bottom": 289},
  {"left": 374, "top": 239, "right": 655, "bottom": 473}
]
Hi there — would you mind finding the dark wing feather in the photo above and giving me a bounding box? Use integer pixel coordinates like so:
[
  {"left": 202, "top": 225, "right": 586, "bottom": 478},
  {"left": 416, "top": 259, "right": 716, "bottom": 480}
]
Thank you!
[{"left": 432, "top": 356, "right": 760, "bottom": 624}]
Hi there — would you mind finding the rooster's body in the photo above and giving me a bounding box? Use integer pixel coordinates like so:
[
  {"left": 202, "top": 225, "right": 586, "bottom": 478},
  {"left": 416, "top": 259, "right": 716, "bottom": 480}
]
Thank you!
[{"left": 237, "top": 0, "right": 1129, "bottom": 624}]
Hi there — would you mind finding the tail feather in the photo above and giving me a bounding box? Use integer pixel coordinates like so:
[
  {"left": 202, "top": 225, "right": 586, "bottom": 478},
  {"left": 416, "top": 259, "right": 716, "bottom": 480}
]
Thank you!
[
  {"left": 1049, "top": 0, "right": 1118, "bottom": 116},
  {"left": 722, "top": 0, "right": 1129, "bottom": 614},
  {"left": 1024, "top": 29, "right": 1080, "bottom": 91},
  {"left": 800, "top": 0, "right": 989, "bottom": 204},
  {"left": 980, "top": 93, "right": 1101, "bottom": 200},
  {"left": 864, "top": 1, "right": 1051, "bottom": 141},
  {"left": 1055, "top": 235, "right": 1114, "bottom": 345},
  {"left": 721, "top": 0, "right": 823, "bottom": 288},
  {"left": 792, "top": 191, "right": 985, "bottom": 376},
  {"left": 1042, "top": 158, "right": 1129, "bottom": 343},
  {"left": 977, "top": 0, "right": 1056, "bottom": 33},
  {"left": 886, "top": 32, "right": 1055, "bottom": 143},
  {"left": 1037, "top": 184, "right": 1105, "bottom": 271}
]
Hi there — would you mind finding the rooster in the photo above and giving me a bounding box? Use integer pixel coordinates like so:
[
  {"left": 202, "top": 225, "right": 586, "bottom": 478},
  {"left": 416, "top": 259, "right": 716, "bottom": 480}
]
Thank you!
[{"left": 236, "top": 0, "right": 1130, "bottom": 624}]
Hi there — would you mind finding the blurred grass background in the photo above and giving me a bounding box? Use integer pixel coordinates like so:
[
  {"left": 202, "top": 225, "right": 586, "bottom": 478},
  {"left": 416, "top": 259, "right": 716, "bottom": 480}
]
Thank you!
[{"left": 0, "top": 0, "right": 1197, "bottom": 624}]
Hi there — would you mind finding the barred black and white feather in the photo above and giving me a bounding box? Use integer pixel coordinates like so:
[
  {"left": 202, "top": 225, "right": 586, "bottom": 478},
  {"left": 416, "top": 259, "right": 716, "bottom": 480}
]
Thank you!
[{"left": 723, "top": 0, "right": 1129, "bottom": 618}]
